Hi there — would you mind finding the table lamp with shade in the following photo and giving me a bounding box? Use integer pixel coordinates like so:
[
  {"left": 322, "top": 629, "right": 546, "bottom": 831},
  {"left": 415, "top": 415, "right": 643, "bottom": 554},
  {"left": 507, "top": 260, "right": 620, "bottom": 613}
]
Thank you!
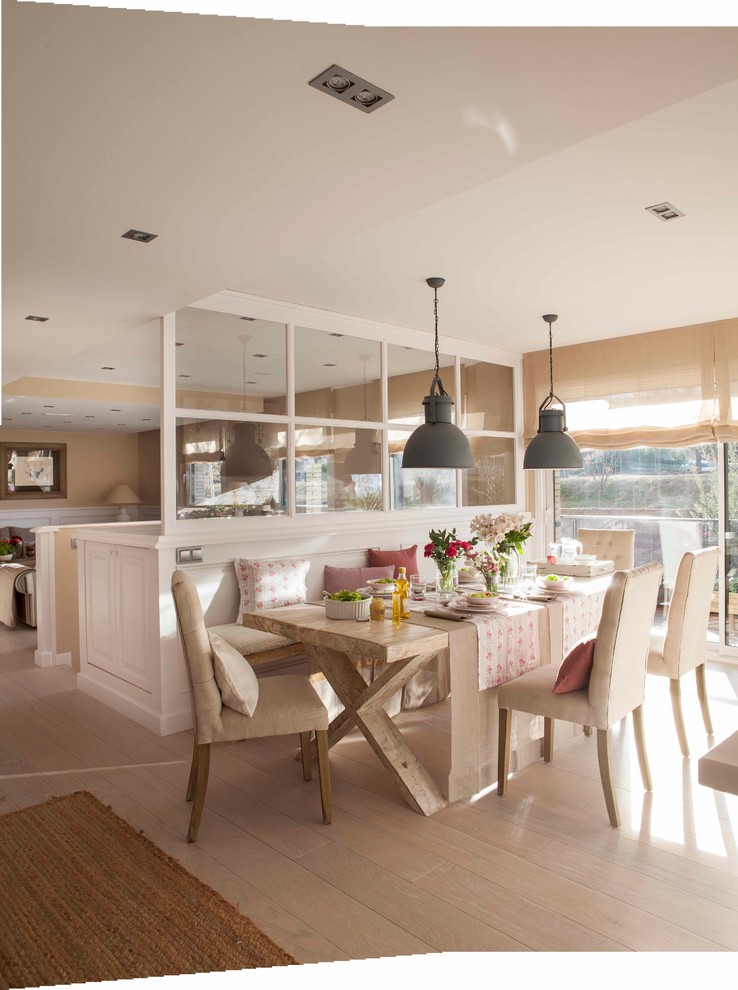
[{"left": 105, "top": 483, "right": 141, "bottom": 521}]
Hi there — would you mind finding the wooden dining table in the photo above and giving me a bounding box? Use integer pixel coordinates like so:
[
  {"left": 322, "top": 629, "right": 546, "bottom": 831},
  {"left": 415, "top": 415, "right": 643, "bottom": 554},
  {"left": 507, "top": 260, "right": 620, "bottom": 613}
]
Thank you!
[
  {"left": 241, "top": 604, "right": 452, "bottom": 815},
  {"left": 242, "top": 578, "right": 610, "bottom": 816}
]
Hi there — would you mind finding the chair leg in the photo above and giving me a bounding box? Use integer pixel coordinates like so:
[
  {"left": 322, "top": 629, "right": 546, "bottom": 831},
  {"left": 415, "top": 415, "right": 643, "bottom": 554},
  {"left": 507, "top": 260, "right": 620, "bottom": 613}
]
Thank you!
[
  {"left": 315, "top": 730, "right": 332, "bottom": 824},
  {"left": 187, "top": 743, "right": 210, "bottom": 843},
  {"left": 596, "top": 729, "right": 620, "bottom": 827},
  {"left": 498, "top": 707, "right": 512, "bottom": 796},
  {"left": 543, "top": 717, "right": 554, "bottom": 762},
  {"left": 299, "top": 731, "right": 312, "bottom": 781},
  {"left": 632, "top": 705, "right": 652, "bottom": 791},
  {"left": 695, "top": 663, "right": 714, "bottom": 736},
  {"left": 669, "top": 678, "right": 690, "bottom": 757},
  {"left": 583, "top": 726, "right": 592, "bottom": 737},
  {"left": 186, "top": 735, "right": 199, "bottom": 802}
]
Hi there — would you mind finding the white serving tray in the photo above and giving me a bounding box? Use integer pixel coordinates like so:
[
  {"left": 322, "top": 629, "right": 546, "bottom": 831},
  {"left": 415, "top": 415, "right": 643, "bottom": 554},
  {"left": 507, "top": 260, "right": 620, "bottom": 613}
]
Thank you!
[{"left": 533, "top": 559, "right": 614, "bottom": 577}]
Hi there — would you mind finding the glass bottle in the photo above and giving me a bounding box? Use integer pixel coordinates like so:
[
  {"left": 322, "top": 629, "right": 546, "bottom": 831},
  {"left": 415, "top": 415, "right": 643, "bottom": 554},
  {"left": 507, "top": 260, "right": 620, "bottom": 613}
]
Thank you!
[
  {"left": 391, "top": 586, "right": 401, "bottom": 624},
  {"left": 396, "top": 567, "right": 410, "bottom": 618}
]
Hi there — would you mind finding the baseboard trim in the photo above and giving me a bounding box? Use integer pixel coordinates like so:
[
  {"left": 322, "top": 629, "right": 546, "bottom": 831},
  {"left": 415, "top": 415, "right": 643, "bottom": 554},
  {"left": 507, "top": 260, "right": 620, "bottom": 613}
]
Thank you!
[
  {"left": 34, "top": 649, "right": 53, "bottom": 668},
  {"left": 76, "top": 673, "right": 192, "bottom": 736}
]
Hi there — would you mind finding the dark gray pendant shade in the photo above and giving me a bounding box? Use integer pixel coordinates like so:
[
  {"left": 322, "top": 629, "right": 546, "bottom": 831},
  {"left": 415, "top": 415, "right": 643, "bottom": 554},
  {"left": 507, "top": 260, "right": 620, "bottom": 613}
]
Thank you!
[
  {"left": 523, "top": 314, "right": 582, "bottom": 470},
  {"left": 222, "top": 422, "right": 273, "bottom": 487},
  {"left": 402, "top": 277, "right": 475, "bottom": 470}
]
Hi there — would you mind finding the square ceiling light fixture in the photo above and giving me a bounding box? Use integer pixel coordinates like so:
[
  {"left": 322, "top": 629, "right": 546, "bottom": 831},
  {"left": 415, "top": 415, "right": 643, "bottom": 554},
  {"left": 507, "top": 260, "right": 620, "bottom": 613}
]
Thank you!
[
  {"left": 309, "top": 64, "right": 394, "bottom": 113},
  {"left": 121, "top": 228, "right": 158, "bottom": 242},
  {"left": 645, "top": 202, "right": 685, "bottom": 221}
]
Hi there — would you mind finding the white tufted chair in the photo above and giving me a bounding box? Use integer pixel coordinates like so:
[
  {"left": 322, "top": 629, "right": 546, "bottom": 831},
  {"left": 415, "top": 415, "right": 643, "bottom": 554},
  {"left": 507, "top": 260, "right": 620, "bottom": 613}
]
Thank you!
[
  {"left": 647, "top": 547, "right": 720, "bottom": 757},
  {"left": 497, "top": 562, "right": 663, "bottom": 827},
  {"left": 578, "top": 528, "right": 635, "bottom": 570},
  {"left": 171, "top": 570, "right": 331, "bottom": 841}
]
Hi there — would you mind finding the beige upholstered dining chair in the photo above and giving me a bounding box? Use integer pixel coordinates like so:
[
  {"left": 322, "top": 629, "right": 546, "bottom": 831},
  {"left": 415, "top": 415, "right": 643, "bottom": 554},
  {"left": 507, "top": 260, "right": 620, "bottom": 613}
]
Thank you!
[
  {"left": 171, "top": 570, "right": 332, "bottom": 842},
  {"left": 497, "top": 561, "right": 663, "bottom": 827},
  {"left": 578, "top": 528, "right": 635, "bottom": 570},
  {"left": 647, "top": 546, "right": 720, "bottom": 757}
]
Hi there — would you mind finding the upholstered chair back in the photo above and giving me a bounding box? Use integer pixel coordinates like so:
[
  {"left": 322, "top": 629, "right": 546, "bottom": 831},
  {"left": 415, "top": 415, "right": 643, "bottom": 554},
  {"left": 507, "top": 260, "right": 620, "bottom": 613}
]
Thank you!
[
  {"left": 662, "top": 547, "right": 719, "bottom": 678},
  {"left": 589, "top": 561, "right": 662, "bottom": 725},
  {"left": 578, "top": 528, "right": 635, "bottom": 571},
  {"left": 171, "top": 569, "right": 223, "bottom": 738}
]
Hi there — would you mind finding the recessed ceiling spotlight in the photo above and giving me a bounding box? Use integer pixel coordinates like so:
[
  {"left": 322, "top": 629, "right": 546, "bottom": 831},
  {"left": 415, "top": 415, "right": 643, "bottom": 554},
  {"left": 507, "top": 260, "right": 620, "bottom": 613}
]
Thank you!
[
  {"left": 110, "top": 408, "right": 121, "bottom": 412},
  {"left": 25, "top": 315, "right": 49, "bottom": 322},
  {"left": 245, "top": 380, "right": 257, "bottom": 385},
  {"left": 142, "top": 418, "right": 152, "bottom": 421},
  {"left": 43, "top": 405, "right": 55, "bottom": 408},
  {"left": 178, "top": 374, "right": 191, "bottom": 378},
  {"left": 85, "top": 415, "right": 95, "bottom": 418},
  {"left": 323, "top": 363, "right": 337, "bottom": 367},
  {"left": 645, "top": 201, "right": 685, "bottom": 221},
  {"left": 253, "top": 353, "right": 267, "bottom": 358},
  {"left": 117, "top": 423, "right": 126, "bottom": 426},
  {"left": 121, "top": 228, "right": 158, "bottom": 243},
  {"left": 21, "top": 412, "right": 32, "bottom": 415},
  {"left": 239, "top": 316, "right": 255, "bottom": 321},
  {"left": 308, "top": 64, "right": 394, "bottom": 114},
  {"left": 101, "top": 366, "right": 116, "bottom": 371},
  {"left": 175, "top": 341, "right": 185, "bottom": 347},
  {"left": 329, "top": 333, "right": 345, "bottom": 338}
]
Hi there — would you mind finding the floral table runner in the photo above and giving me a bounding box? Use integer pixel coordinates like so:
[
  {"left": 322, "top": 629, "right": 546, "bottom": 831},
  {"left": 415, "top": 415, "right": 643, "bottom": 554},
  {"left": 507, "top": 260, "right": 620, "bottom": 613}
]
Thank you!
[{"left": 407, "top": 576, "right": 609, "bottom": 690}]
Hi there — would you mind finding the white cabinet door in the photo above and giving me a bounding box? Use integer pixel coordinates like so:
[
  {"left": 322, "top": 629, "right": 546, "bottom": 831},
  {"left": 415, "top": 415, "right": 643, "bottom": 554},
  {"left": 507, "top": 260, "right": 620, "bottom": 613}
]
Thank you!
[
  {"left": 85, "top": 544, "right": 117, "bottom": 675},
  {"left": 83, "top": 543, "right": 153, "bottom": 691},
  {"left": 117, "top": 547, "right": 153, "bottom": 690}
]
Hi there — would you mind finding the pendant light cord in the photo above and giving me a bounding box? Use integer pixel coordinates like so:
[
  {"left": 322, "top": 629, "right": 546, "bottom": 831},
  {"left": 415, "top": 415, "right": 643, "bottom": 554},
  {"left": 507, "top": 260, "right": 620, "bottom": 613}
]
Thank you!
[
  {"left": 548, "top": 320, "right": 554, "bottom": 398},
  {"left": 433, "top": 285, "right": 440, "bottom": 379}
]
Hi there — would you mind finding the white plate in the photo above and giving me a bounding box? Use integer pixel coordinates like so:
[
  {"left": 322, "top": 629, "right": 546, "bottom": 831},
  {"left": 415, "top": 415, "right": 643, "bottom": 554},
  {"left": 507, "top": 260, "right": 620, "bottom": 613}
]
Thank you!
[
  {"left": 359, "top": 586, "right": 395, "bottom": 597},
  {"left": 448, "top": 595, "right": 502, "bottom": 613},
  {"left": 538, "top": 580, "right": 577, "bottom": 594}
]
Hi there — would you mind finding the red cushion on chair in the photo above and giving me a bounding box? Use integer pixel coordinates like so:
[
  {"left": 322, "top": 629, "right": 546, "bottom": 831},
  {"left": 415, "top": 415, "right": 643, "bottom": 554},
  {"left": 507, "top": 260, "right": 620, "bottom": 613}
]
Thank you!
[
  {"left": 367, "top": 545, "right": 419, "bottom": 579},
  {"left": 553, "top": 635, "right": 596, "bottom": 694}
]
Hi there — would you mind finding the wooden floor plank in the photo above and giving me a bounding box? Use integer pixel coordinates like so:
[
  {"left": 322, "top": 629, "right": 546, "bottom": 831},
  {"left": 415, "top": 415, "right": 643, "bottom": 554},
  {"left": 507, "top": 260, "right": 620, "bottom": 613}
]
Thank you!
[{"left": 1, "top": 627, "right": 738, "bottom": 963}]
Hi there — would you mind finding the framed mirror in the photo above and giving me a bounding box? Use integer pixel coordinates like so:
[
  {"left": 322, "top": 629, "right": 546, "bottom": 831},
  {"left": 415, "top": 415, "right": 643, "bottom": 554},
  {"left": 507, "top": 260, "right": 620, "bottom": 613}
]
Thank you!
[{"left": 1, "top": 443, "right": 67, "bottom": 499}]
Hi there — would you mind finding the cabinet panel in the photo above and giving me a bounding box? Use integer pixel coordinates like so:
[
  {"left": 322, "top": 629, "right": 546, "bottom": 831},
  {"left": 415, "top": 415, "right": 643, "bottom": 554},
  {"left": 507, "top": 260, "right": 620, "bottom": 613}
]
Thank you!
[
  {"left": 117, "top": 549, "right": 152, "bottom": 691},
  {"left": 85, "top": 545, "right": 116, "bottom": 674}
]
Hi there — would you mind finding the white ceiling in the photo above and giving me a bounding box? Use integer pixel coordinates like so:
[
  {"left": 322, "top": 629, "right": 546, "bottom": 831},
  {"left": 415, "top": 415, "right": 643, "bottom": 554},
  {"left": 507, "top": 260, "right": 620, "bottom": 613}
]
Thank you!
[{"left": 3, "top": 2, "right": 738, "bottom": 427}]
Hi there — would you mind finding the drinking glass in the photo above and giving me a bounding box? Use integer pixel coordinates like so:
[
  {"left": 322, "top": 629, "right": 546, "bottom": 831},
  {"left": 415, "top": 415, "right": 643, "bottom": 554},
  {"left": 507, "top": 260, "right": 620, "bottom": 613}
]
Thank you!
[
  {"left": 410, "top": 574, "right": 425, "bottom": 600},
  {"left": 518, "top": 563, "right": 538, "bottom": 600}
]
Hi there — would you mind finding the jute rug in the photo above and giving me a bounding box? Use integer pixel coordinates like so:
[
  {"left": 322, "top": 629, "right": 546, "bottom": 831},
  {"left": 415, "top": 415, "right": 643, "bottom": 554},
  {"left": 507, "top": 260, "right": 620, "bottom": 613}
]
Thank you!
[{"left": 0, "top": 790, "right": 296, "bottom": 988}]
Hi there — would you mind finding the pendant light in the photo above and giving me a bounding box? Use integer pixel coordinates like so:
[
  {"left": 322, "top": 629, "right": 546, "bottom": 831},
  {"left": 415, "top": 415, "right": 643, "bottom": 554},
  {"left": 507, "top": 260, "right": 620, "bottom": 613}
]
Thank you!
[
  {"left": 344, "top": 354, "right": 381, "bottom": 475},
  {"left": 523, "top": 314, "right": 582, "bottom": 470},
  {"left": 222, "top": 334, "right": 273, "bottom": 488},
  {"left": 401, "top": 277, "right": 475, "bottom": 469}
]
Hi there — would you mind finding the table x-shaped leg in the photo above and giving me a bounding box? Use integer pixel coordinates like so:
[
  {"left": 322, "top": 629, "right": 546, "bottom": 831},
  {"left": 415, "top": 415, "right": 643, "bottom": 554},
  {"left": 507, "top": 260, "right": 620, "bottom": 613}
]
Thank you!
[{"left": 306, "top": 644, "right": 448, "bottom": 816}]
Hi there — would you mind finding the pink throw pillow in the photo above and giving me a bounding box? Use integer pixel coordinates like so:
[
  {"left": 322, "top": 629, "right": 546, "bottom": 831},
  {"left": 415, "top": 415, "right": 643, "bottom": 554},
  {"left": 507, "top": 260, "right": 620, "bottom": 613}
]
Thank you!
[
  {"left": 367, "top": 545, "right": 419, "bottom": 579},
  {"left": 323, "top": 564, "right": 394, "bottom": 595},
  {"left": 553, "top": 635, "right": 596, "bottom": 694},
  {"left": 234, "top": 557, "right": 310, "bottom": 623}
]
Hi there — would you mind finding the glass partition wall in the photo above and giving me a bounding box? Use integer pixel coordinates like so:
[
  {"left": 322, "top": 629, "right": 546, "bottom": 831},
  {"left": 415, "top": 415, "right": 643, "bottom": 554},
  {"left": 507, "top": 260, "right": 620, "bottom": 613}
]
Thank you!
[{"left": 171, "top": 303, "right": 520, "bottom": 522}]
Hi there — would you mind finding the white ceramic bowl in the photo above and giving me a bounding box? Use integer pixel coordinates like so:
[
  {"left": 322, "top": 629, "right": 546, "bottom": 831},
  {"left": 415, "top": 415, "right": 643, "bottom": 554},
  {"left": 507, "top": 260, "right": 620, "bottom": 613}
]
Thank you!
[{"left": 324, "top": 595, "right": 371, "bottom": 620}]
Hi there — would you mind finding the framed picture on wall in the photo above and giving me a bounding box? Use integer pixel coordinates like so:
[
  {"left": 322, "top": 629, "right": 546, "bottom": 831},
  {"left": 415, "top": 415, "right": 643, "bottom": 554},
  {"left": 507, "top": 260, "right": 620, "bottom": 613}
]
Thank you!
[{"left": 1, "top": 443, "right": 67, "bottom": 499}]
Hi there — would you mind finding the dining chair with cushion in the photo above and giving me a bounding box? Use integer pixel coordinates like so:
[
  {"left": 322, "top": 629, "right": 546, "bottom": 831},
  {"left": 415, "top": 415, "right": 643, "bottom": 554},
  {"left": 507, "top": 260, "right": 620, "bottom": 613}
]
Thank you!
[
  {"left": 577, "top": 528, "right": 635, "bottom": 570},
  {"left": 171, "top": 569, "right": 332, "bottom": 842},
  {"left": 497, "top": 561, "right": 663, "bottom": 827},
  {"left": 647, "top": 546, "right": 720, "bottom": 757}
]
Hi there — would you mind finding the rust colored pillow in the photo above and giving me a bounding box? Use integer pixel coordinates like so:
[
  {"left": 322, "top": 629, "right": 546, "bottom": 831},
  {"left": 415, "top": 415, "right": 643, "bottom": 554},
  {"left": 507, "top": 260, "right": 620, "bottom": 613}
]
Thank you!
[
  {"left": 323, "top": 564, "right": 394, "bottom": 595},
  {"left": 553, "top": 635, "right": 596, "bottom": 694},
  {"left": 367, "top": 545, "right": 419, "bottom": 579}
]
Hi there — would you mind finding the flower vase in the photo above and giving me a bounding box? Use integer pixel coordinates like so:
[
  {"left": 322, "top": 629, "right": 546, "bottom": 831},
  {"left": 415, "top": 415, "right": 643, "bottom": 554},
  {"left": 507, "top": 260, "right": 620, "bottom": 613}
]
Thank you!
[
  {"left": 435, "top": 560, "right": 456, "bottom": 600},
  {"left": 483, "top": 572, "right": 499, "bottom": 594},
  {"left": 499, "top": 550, "right": 521, "bottom": 587}
]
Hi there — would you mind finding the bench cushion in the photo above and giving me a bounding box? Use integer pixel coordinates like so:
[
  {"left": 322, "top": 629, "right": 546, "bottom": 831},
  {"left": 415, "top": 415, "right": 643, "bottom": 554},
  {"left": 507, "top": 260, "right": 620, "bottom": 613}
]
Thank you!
[{"left": 208, "top": 622, "right": 299, "bottom": 655}]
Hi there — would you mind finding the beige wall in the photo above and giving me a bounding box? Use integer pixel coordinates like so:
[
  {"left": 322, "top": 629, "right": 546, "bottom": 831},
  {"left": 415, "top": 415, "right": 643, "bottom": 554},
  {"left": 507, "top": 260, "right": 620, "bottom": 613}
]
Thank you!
[
  {"left": 54, "top": 528, "right": 81, "bottom": 670},
  {"left": 0, "top": 429, "right": 139, "bottom": 511},
  {"left": 137, "top": 430, "right": 161, "bottom": 506}
]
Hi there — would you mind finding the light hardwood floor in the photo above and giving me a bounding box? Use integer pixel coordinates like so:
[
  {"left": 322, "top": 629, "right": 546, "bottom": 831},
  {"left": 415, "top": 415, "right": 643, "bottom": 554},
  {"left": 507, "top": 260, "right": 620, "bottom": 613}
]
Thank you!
[{"left": 1, "top": 623, "right": 737, "bottom": 966}]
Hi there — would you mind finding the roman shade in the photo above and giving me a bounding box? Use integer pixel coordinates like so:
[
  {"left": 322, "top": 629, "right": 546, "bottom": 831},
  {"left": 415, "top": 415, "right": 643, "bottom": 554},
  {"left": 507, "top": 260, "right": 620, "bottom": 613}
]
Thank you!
[{"left": 523, "top": 317, "right": 738, "bottom": 450}]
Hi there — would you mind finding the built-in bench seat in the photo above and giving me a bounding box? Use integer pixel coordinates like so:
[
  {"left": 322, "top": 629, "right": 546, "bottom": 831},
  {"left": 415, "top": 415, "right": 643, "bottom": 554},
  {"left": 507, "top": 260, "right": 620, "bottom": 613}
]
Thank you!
[{"left": 208, "top": 622, "right": 305, "bottom": 668}]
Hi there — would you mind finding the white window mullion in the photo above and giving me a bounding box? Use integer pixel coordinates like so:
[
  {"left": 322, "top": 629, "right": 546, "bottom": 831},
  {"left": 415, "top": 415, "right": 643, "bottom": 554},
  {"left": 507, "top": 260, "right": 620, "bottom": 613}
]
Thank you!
[{"left": 286, "top": 322, "right": 296, "bottom": 518}]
